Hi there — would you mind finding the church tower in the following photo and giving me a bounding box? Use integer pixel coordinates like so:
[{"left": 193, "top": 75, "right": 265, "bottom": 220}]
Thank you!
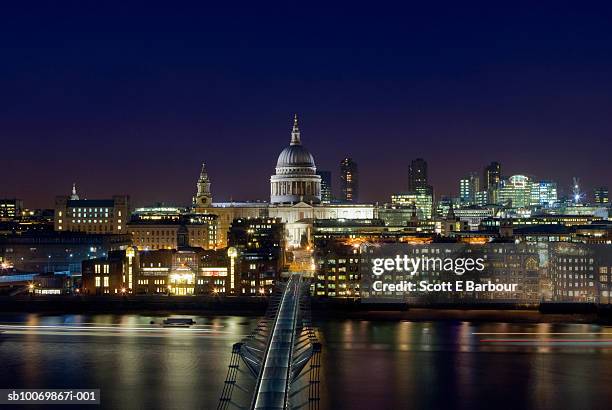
[
  {"left": 193, "top": 163, "right": 212, "bottom": 208},
  {"left": 70, "top": 183, "right": 80, "bottom": 200}
]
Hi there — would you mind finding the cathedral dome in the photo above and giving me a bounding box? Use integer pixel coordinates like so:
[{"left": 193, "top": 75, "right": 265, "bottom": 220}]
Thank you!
[
  {"left": 276, "top": 145, "right": 315, "bottom": 168},
  {"left": 270, "top": 115, "right": 322, "bottom": 205}
]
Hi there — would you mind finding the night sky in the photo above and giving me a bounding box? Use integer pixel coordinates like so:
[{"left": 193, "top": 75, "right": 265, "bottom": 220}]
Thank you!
[{"left": 2, "top": 2, "right": 612, "bottom": 208}]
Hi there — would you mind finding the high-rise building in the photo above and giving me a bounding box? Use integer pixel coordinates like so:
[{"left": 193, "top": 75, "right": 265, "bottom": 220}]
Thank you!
[
  {"left": 408, "top": 158, "right": 428, "bottom": 191},
  {"left": 54, "top": 185, "right": 129, "bottom": 234},
  {"left": 594, "top": 187, "right": 609, "bottom": 204},
  {"left": 530, "top": 181, "right": 558, "bottom": 207},
  {"left": 460, "top": 173, "right": 480, "bottom": 204},
  {"left": 474, "top": 191, "right": 490, "bottom": 207},
  {"left": 498, "top": 175, "right": 532, "bottom": 209},
  {"left": 484, "top": 162, "right": 502, "bottom": 190},
  {"left": 340, "top": 157, "right": 358, "bottom": 203},
  {"left": 317, "top": 170, "right": 333, "bottom": 203}
]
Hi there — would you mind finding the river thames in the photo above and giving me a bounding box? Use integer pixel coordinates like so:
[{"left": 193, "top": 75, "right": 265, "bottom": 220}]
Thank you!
[{"left": 1, "top": 314, "right": 612, "bottom": 409}]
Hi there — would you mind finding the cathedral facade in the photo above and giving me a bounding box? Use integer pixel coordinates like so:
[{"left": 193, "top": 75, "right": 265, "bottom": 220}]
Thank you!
[{"left": 193, "top": 115, "right": 376, "bottom": 247}]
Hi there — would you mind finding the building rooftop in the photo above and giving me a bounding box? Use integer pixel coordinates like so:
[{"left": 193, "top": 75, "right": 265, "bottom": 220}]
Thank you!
[{"left": 66, "top": 199, "right": 116, "bottom": 207}]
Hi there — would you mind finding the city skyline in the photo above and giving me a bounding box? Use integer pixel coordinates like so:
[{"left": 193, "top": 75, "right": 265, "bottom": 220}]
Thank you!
[
  {"left": 3, "top": 4, "right": 612, "bottom": 207},
  {"left": 2, "top": 120, "right": 608, "bottom": 209},
  {"left": 3, "top": 4, "right": 612, "bottom": 410}
]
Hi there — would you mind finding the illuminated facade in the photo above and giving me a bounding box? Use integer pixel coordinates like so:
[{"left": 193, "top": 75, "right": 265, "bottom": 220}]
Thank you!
[
  {"left": 497, "top": 175, "right": 532, "bottom": 209},
  {"left": 391, "top": 187, "right": 433, "bottom": 220},
  {"left": 127, "top": 211, "right": 217, "bottom": 250},
  {"left": 228, "top": 218, "right": 285, "bottom": 295},
  {"left": 54, "top": 186, "right": 129, "bottom": 234},
  {"left": 474, "top": 190, "right": 490, "bottom": 206},
  {"left": 378, "top": 204, "right": 418, "bottom": 227},
  {"left": 530, "top": 181, "right": 558, "bottom": 207},
  {"left": 453, "top": 207, "right": 496, "bottom": 231},
  {"left": 460, "top": 173, "right": 480, "bottom": 205},
  {"left": 192, "top": 116, "right": 376, "bottom": 247},
  {"left": 193, "top": 163, "right": 213, "bottom": 208},
  {"left": 270, "top": 115, "right": 321, "bottom": 205},
  {"left": 0, "top": 199, "right": 23, "bottom": 221},
  {"left": 315, "top": 241, "right": 360, "bottom": 298},
  {"left": 135, "top": 248, "right": 228, "bottom": 295},
  {"left": 594, "top": 187, "right": 609, "bottom": 204},
  {"left": 81, "top": 247, "right": 138, "bottom": 295}
]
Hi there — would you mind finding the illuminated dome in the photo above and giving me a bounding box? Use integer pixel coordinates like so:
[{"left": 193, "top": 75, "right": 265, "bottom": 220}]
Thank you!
[
  {"left": 270, "top": 115, "right": 321, "bottom": 204},
  {"left": 276, "top": 144, "right": 315, "bottom": 168}
]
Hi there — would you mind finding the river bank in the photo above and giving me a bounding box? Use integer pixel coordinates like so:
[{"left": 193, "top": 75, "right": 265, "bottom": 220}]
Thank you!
[{"left": 1, "top": 295, "right": 611, "bottom": 324}]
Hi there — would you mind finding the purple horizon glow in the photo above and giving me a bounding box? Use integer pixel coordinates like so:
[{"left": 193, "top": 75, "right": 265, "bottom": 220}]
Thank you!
[{"left": 1, "top": 3, "right": 611, "bottom": 208}]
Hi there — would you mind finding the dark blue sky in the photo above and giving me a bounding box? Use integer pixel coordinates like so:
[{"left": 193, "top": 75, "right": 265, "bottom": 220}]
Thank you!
[{"left": 2, "top": 2, "right": 612, "bottom": 207}]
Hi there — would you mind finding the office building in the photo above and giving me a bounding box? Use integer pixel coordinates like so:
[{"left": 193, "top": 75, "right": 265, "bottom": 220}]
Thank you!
[
  {"left": 530, "top": 181, "right": 558, "bottom": 207},
  {"left": 497, "top": 175, "right": 532, "bottom": 209},
  {"left": 0, "top": 231, "right": 131, "bottom": 276},
  {"left": 452, "top": 207, "right": 496, "bottom": 231},
  {"left": 460, "top": 173, "right": 480, "bottom": 205},
  {"left": 228, "top": 218, "right": 286, "bottom": 295},
  {"left": 54, "top": 185, "right": 129, "bottom": 234},
  {"left": 81, "top": 247, "right": 138, "bottom": 295},
  {"left": 127, "top": 210, "right": 217, "bottom": 250},
  {"left": 391, "top": 186, "right": 433, "bottom": 220},
  {"left": 317, "top": 170, "right": 333, "bottom": 203},
  {"left": 484, "top": 162, "right": 501, "bottom": 190},
  {"left": 378, "top": 204, "right": 418, "bottom": 227},
  {"left": 408, "top": 158, "right": 428, "bottom": 191},
  {"left": 474, "top": 190, "right": 490, "bottom": 207},
  {"left": 340, "top": 157, "right": 358, "bottom": 203},
  {"left": 594, "top": 187, "right": 609, "bottom": 204},
  {"left": 314, "top": 241, "right": 360, "bottom": 298},
  {"left": 0, "top": 199, "right": 23, "bottom": 221}
]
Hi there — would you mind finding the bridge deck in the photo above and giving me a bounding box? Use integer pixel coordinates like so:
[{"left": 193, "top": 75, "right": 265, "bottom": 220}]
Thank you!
[{"left": 251, "top": 273, "right": 302, "bottom": 410}]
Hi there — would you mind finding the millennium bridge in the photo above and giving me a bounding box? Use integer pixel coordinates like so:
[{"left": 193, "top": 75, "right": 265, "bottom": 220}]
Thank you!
[{"left": 218, "top": 273, "right": 321, "bottom": 410}]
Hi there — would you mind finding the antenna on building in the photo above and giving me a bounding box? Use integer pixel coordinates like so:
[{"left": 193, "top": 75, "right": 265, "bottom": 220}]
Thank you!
[{"left": 572, "top": 177, "right": 583, "bottom": 204}]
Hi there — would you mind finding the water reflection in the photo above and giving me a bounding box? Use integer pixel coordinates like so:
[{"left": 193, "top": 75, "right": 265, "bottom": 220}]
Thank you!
[
  {"left": 318, "top": 319, "right": 612, "bottom": 410},
  {"left": 2, "top": 314, "right": 612, "bottom": 409},
  {"left": 0, "top": 313, "right": 259, "bottom": 410}
]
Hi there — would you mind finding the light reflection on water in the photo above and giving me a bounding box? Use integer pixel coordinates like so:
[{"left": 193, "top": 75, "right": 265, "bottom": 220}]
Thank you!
[
  {"left": 2, "top": 314, "right": 612, "bottom": 409},
  {"left": 318, "top": 319, "right": 612, "bottom": 410},
  {"left": 0, "top": 313, "right": 259, "bottom": 410}
]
